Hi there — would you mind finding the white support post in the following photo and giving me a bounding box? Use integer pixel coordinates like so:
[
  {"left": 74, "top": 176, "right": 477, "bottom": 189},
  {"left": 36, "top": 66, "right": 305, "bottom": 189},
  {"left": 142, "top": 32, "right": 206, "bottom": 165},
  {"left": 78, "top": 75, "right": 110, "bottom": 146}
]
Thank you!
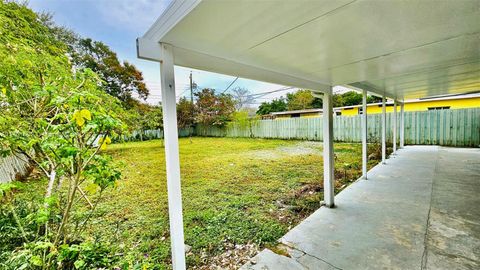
[
  {"left": 362, "top": 89, "right": 368, "bottom": 179},
  {"left": 381, "top": 95, "right": 386, "bottom": 164},
  {"left": 159, "top": 43, "right": 186, "bottom": 270},
  {"left": 323, "top": 90, "right": 335, "bottom": 207},
  {"left": 393, "top": 99, "right": 397, "bottom": 154},
  {"left": 400, "top": 101, "right": 405, "bottom": 148}
]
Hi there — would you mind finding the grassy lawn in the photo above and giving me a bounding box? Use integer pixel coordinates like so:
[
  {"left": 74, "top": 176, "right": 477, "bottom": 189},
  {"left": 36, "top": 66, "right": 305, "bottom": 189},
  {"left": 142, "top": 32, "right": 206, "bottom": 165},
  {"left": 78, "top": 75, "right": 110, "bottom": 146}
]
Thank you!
[
  {"left": 93, "top": 137, "right": 380, "bottom": 269},
  {"left": 16, "top": 137, "right": 383, "bottom": 269}
]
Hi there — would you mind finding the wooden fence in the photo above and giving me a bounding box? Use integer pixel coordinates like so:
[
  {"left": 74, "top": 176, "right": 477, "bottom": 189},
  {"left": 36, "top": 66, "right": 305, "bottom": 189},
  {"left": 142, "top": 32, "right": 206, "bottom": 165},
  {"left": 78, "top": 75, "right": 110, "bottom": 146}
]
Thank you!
[
  {"left": 119, "top": 128, "right": 195, "bottom": 142},
  {"left": 0, "top": 154, "right": 30, "bottom": 184},
  {"left": 1, "top": 108, "right": 478, "bottom": 184},
  {"left": 196, "top": 108, "right": 480, "bottom": 147}
]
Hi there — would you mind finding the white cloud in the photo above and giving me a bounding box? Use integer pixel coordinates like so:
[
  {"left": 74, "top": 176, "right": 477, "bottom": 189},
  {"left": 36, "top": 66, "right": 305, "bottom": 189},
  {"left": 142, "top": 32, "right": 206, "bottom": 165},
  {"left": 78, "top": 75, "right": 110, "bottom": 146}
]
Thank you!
[{"left": 92, "top": 0, "right": 172, "bottom": 34}]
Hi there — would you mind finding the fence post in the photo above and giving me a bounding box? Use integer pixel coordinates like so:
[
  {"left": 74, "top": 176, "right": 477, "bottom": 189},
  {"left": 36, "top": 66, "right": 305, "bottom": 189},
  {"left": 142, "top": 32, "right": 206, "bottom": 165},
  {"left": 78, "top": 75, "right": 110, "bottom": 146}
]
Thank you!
[
  {"left": 323, "top": 90, "right": 335, "bottom": 208},
  {"left": 382, "top": 95, "right": 387, "bottom": 164},
  {"left": 362, "top": 89, "right": 368, "bottom": 179},
  {"left": 393, "top": 100, "right": 397, "bottom": 154},
  {"left": 400, "top": 102, "right": 405, "bottom": 148},
  {"left": 159, "top": 43, "right": 186, "bottom": 270}
]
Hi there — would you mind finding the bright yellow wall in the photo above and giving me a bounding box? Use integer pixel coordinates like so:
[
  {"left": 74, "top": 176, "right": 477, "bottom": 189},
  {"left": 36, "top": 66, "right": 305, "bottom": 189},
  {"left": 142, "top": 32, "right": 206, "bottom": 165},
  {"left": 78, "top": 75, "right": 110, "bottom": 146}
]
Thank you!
[
  {"left": 340, "top": 97, "right": 480, "bottom": 116},
  {"left": 340, "top": 108, "right": 358, "bottom": 116},
  {"left": 273, "top": 98, "right": 480, "bottom": 118},
  {"left": 300, "top": 112, "right": 322, "bottom": 118}
]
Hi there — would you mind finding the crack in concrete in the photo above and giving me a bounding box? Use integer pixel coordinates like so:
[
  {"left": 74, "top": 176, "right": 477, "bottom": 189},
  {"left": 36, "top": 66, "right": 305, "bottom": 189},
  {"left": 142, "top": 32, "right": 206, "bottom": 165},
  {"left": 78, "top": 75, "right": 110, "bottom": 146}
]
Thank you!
[
  {"left": 420, "top": 148, "right": 441, "bottom": 270},
  {"left": 299, "top": 253, "right": 345, "bottom": 270},
  {"left": 428, "top": 247, "right": 480, "bottom": 266},
  {"left": 282, "top": 241, "right": 344, "bottom": 270}
]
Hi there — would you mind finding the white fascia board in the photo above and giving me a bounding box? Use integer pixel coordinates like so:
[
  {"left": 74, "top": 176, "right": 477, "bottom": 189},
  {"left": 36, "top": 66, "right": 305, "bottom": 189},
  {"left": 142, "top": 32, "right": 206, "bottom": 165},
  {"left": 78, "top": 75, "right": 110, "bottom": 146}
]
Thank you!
[
  {"left": 137, "top": 0, "right": 202, "bottom": 62},
  {"left": 143, "top": 0, "right": 202, "bottom": 41},
  {"left": 347, "top": 83, "right": 387, "bottom": 98},
  {"left": 136, "top": 40, "right": 331, "bottom": 91},
  {"left": 173, "top": 46, "right": 331, "bottom": 92},
  {"left": 311, "top": 88, "right": 332, "bottom": 95},
  {"left": 311, "top": 91, "right": 325, "bottom": 99},
  {"left": 136, "top": 38, "right": 163, "bottom": 62}
]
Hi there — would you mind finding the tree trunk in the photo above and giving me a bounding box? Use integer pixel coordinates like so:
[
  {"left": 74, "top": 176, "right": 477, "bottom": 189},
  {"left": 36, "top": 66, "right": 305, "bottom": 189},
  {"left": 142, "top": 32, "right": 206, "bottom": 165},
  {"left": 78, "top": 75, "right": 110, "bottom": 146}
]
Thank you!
[{"left": 45, "top": 170, "right": 56, "bottom": 200}]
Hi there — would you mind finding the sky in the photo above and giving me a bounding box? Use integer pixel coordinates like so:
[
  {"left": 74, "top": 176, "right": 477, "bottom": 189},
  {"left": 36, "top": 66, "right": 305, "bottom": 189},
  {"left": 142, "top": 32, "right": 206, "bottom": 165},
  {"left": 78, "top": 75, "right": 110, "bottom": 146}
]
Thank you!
[{"left": 29, "top": 0, "right": 349, "bottom": 107}]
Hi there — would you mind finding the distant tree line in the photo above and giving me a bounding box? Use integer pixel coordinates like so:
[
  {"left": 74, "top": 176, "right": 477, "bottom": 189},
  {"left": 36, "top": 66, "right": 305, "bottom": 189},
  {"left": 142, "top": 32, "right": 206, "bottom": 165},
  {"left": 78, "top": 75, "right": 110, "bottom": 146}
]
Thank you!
[
  {"left": 256, "top": 90, "right": 382, "bottom": 115},
  {"left": 37, "top": 13, "right": 244, "bottom": 133},
  {"left": 40, "top": 11, "right": 381, "bottom": 129}
]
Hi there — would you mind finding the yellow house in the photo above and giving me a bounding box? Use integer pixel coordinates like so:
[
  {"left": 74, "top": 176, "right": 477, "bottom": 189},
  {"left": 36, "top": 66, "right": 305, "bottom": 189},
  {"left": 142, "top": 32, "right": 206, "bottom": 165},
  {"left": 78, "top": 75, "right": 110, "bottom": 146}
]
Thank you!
[
  {"left": 264, "top": 94, "right": 480, "bottom": 119},
  {"left": 338, "top": 94, "right": 480, "bottom": 116},
  {"left": 265, "top": 108, "right": 342, "bottom": 119},
  {"left": 270, "top": 108, "right": 324, "bottom": 119}
]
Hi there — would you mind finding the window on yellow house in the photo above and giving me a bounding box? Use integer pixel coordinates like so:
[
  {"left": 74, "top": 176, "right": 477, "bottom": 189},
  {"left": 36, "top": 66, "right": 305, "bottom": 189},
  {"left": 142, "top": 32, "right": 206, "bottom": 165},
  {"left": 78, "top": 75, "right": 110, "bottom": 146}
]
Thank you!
[{"left": 428, "top": 106, "right": 450, "bottom": 110}]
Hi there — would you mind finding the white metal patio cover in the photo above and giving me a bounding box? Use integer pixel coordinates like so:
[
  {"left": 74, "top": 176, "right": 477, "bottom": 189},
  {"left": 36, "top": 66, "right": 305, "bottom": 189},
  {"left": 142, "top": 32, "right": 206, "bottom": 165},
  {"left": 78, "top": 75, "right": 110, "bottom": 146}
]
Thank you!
[{"left": 136, "top": 1, "right": 480, "bottom": 269}]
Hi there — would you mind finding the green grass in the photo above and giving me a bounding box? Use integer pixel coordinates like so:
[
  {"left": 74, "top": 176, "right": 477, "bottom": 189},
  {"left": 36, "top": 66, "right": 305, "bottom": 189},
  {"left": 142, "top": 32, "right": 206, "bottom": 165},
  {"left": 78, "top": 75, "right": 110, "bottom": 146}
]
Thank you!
[
  {"left": 17, "top": 137, "right": 384, "bottom": 269},
  {"left": 88, "top": 137, "right": 380, "bottom": 269}
]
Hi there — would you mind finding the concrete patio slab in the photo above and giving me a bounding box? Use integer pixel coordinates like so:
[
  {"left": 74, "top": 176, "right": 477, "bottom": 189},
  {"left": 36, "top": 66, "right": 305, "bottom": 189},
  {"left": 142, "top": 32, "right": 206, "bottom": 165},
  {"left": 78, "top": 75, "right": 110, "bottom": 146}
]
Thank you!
[
  {"left": 240, "top": 249, "right": 305, "bottom": 270},
  {"left": 242, "top": 146, "right": 480, "bottom": 270}
]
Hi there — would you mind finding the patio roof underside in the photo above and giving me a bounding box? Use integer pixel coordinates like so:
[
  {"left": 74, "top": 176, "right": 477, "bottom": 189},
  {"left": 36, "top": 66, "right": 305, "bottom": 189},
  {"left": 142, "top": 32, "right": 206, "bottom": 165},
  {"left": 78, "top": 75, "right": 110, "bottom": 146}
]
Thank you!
[{"left": 139, "top": 0, "right": 480, "bottom": 99}]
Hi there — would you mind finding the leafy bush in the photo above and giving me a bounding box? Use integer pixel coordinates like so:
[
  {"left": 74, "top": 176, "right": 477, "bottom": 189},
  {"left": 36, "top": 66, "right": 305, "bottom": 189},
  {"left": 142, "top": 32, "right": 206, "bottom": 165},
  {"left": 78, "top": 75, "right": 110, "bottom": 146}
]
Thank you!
[{"left": 0, "top": 1, "right": 124, "bottom": 269}]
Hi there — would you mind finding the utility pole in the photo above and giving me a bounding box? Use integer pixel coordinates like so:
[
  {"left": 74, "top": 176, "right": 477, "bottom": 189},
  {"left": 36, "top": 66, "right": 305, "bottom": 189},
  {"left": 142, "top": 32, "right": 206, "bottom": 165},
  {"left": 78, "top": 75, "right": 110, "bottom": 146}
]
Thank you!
[
  {"left": 189, "top": 71, "right": 193, "bottom": 103},
  {"left": 189, "top": 71, "right": 194, "bottom": 142}
]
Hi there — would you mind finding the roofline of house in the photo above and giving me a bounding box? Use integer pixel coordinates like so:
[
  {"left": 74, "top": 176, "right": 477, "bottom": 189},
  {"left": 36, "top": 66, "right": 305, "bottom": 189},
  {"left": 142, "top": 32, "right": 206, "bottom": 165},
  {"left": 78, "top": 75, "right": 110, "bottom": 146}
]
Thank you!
[
  {"left": 271, "top": 108, "right": 323, "bottom": 115},
  {"left": 265, "top": 92, "right": 480, "bottom": 116},
  {"left": 334, "top": 92, "right": 480, "bottom": 110}
]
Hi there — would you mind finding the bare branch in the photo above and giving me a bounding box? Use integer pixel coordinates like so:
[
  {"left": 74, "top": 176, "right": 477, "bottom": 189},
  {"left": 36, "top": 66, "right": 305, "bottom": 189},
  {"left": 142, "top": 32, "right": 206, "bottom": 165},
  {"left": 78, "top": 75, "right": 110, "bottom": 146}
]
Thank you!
[
  {"left": 19, "top": 149, "right": 49, "bottom": 177},
  {"left": 76, "top": 186, "right": 94, "bottom": 208}
]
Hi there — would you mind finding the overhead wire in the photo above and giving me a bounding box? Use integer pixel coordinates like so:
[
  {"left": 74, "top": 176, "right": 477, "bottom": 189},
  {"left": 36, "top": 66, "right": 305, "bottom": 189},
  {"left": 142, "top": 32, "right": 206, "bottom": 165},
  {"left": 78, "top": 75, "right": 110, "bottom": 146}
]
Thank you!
[{"left": 220, "top": 77, "right": 239, "bottom": 94}]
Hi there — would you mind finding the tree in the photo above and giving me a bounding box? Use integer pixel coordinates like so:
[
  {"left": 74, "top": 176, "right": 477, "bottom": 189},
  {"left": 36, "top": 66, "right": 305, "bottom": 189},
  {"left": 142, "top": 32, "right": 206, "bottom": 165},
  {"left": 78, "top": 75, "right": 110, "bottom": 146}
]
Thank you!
[
  {"left": 367, "top": 95, "right": 382, "bottom": 103},
  {"left": 256, "top": 97, "right": 288, "bottom": 115},
  {"left": 177, "top": 97, "right": 195, "bottom": 130},
  {"left": 332, "top": 93, "right": 344, "bottom": 107},
  {"left": 332, "top": 91, "right": 382, "bottom": 107},
  {"left": 74, "top": 38, "right": 148, "bottom": 106},
  {"left": 230, "top": 109, "right": 259, "bottom": 138},
  {"left": 42, "top": 15, "right": 149, "bottom": 107},
  {"left": 340, "top": 91, "right": 362, "bottom": 106},
  {"left": 286, "top": 89, "right": 315, "bottom": 110},
  {"left": 312, "top": 96, "right": 323, "bottom": 108},
  {"left": 130, "top": 102, "right": 163, "bottom": 131},
  {"left": 256, "top": 90, "right": 382, "bottom": 116},
  {"left": 195, "top": 89, "right": 235, "bottom": 126},
  {"left": 0, "top": 2, "right": 123, "bottom": 268},
  {"left": 231, "top": 87, "right": 255, "bottom": 110}
]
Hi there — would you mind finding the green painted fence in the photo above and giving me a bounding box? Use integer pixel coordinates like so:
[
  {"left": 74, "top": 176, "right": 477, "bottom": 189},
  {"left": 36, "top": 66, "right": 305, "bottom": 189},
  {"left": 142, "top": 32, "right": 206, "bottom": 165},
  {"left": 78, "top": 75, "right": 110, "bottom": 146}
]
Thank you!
[
  {"left": 119, "top": 128, "right": 195, "bottom": 142},
  {"left": 195, "top": 108, "right": 480, "bottom": 147},
  {"left": 0, "top": 154, "right": 30, "bottom": 183}
]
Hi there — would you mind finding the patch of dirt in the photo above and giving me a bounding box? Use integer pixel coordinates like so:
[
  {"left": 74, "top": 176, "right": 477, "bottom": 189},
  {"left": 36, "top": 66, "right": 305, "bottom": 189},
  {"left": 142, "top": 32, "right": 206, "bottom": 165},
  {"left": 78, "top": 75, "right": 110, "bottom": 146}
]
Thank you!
[
  {"left": 272, "top": 183, "right": 324, "bottom": 223},
  {"left": 247, "top": 141, "right": 322, "bottom": 160},
  {"left": 290, "top": 183, "right": 323, "bottom": 199},
  {"left": 193, "top": 242, "right": 260, "bottom": 270}
]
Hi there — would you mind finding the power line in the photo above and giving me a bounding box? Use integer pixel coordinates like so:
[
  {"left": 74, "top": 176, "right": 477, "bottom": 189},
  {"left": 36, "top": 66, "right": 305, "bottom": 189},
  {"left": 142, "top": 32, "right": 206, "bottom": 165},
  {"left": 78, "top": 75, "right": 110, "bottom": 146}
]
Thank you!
[
  {"left": 176, "top": 88, "right": 189, "bottom": 99},
  {"left": 247, "top": 86, "right": 295, "bottom": 98},
  {"left": 146, "top": 84, "right": 296, "bottom": 104},
  {"left": 221, "top": 77, "right": 239, "bottom": 94},
  {"left": 189, "top": 71, "right": 194, "bottom": 103}
]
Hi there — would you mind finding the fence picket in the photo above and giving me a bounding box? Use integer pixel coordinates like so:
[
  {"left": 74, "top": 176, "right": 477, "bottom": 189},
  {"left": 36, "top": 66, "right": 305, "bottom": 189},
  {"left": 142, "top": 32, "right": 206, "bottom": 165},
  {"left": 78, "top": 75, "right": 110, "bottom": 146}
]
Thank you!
[{"left": 2, "top": 109, "right": 478, "bottom": 184}]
